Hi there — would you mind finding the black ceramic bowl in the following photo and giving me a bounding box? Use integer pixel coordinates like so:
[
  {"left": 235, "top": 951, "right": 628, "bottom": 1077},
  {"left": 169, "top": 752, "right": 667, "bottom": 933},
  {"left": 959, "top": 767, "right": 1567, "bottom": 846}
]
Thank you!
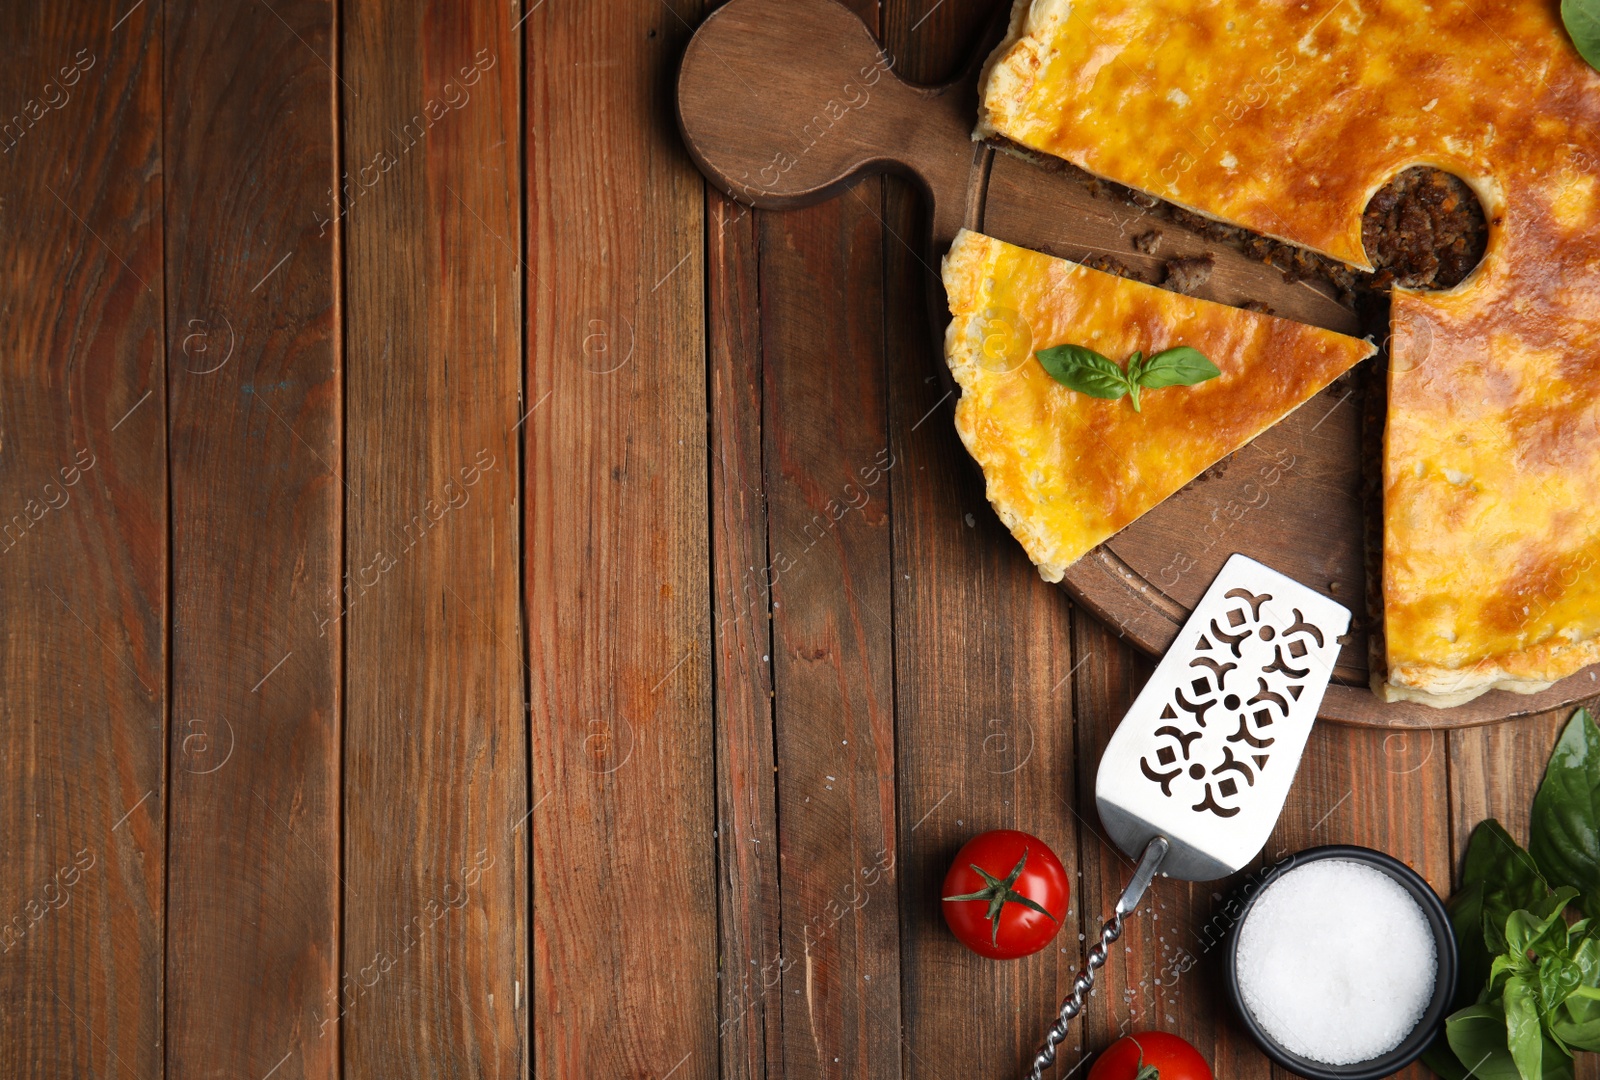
[{"left": 1222, "top": 844, "right": 1458, "bottom": 1080}]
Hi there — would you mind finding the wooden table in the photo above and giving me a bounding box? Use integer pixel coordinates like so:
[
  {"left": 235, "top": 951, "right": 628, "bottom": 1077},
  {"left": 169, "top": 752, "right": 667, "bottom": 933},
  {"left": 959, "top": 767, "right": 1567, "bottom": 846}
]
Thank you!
[{"left": 2, "top": 2, "right": 1593, "bottom": 1078}]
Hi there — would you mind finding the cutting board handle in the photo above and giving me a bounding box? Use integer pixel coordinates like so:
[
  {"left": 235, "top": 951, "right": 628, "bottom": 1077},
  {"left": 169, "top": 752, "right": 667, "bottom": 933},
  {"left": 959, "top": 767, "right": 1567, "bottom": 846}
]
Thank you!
[{"left": 676, "top": 0, "right": 984, "bottom": 251}]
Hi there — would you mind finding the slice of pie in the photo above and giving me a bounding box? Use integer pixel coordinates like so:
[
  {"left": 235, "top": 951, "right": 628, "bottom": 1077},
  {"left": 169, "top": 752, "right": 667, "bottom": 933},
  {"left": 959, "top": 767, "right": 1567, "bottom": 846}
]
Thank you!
[
  {"left": 944, "top": 229, "right": 1375, "bottom": 582},
  {"left": 977, "top": 0, "right": 1600, "bottom": 705}
]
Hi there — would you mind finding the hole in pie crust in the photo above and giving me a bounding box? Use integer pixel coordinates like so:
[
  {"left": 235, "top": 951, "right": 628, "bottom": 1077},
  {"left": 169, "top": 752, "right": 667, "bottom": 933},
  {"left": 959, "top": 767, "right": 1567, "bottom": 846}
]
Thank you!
[{"left": 1361, "top": 166, "right": 1488, "bottom": 290}]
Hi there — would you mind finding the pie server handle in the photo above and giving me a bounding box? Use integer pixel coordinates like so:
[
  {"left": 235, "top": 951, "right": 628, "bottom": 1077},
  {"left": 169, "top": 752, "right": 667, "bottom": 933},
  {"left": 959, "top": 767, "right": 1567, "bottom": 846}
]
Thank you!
[{"left": 1024, "top": 836, "right": 1170, "bottom": 1080}]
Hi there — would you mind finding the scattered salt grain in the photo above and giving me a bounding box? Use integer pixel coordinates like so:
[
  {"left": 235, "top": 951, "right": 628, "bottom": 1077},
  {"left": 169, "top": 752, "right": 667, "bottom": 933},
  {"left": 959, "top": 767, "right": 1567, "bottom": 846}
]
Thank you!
[{"left": 1235, "top": 859, "right": 1436, "bottom": 1066}]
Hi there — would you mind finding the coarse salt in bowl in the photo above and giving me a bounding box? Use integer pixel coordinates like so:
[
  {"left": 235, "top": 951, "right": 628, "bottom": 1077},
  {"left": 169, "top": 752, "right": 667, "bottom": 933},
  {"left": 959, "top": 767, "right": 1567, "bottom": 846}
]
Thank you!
[{"left": 1224, "top": 845, "right": 1457, "bottom": 1080}]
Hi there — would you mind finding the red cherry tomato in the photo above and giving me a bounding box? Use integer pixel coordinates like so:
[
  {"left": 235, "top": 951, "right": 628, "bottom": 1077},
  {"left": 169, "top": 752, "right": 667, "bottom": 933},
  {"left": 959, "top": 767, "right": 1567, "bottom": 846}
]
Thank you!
[
  {"left": 1087, "top": 1032, "right": 1213, "bottom": 1080},
  {"left": 940, "top": 829, "right": 1069, "bottom": 960}
]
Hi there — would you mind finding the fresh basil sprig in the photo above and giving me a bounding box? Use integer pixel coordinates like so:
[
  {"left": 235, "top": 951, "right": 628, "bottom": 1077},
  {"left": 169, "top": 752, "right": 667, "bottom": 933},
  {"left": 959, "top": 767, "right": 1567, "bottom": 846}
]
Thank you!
[
  {"left": 1034, "top": 343, "right": 1220, "bottom": 412},
  {"left": 1565, "top": 0, "right": 1600, "bottom": 72},
  {"left": 1424, "top": 709, "right": 1600, "bottom": 1080},
  {"left": 1531, "top": 706, "right": 1600, "bottom": 915}
]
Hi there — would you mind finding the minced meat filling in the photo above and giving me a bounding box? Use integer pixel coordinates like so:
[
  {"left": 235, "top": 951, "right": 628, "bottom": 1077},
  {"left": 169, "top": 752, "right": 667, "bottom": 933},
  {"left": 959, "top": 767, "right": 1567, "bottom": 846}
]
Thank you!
[
  {"left": 1162, "top": 254, "right": 1215, "bottom": 296},
  {"left": 1360, "top": 166, "right": 1488, "bottom": 290}
]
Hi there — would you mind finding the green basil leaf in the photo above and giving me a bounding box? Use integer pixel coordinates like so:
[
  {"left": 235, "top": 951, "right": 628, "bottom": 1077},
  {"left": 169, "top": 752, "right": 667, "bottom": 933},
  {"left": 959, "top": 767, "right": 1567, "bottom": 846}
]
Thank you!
[
  {"left": 1535, "top": 886, "right": 1583, "bottom": 921},
  {"left": 1541, "top": 1035, "right": 1575, "bottom": 1080},
  {"left": 1448, "top": 1003, "right": 1575, "bottom": 1080},
  {"left": 1492, "top": 949, "right": 1528, "bottom": 995},
  {"left": 1464, "top": 819, "right": 1548, "bottom": 898},
  {"left": 1492, "top": 953, "right": 1536, "bottom": 1002},
  {"left": 1551, "top": 1012, "right": 1600, "bottom": 1055},
  {"left": 1446, "top": 1003, "right": 1525, "bottom": 1080},
  {"left": 1506, "top": 893, "right": 1576, "bottom": 960},
  {"left": 1541, "top": 955, "right": 1584, "bottom": 1016},
  {"left": 1531, "top": 709, "right": 1600, "bottom": 915},
  {"left": 1506, "top": 910, "right": 1539, "bottom": 957},
  {"left": 1537, "top": 895, "right": 1580, "bottom": 948},
  {"left": 1035, "top": 344, "right": 1130, "bottom": 400},
  {"left": 1564, "top": 0, "right": 1600, "bottom": 72},
  {"left": 1450, "top": 880, "right": 1496, "bottom": 1008},
  {"left": 1126, "top": 351, "right": 1145, "bottom": 386},
  {"left": 1462, "top": 819, "right": 1553, "bottom": 953},
  {"left": 1552, "top": 984, "right": 1600, "bottom": 1052},
  {"left": 1546, "top": 1042, "right": 1576, "bottom": 1080},
  {"left": 1573, "top": 932, "right": 1600, "bottom": 987},
  {"left": 1421, "top": 1032, "right": 1474, "bottom": 1080},
  {"left": 1505, "top": 977, "right": 1545, "bottom": 1080},
  {"left": 1494, "top": 895, "right": 1578, "bottom": 1002},
  {"left": 1136, "top": 346, "right": 1222, "bottom": 389}
]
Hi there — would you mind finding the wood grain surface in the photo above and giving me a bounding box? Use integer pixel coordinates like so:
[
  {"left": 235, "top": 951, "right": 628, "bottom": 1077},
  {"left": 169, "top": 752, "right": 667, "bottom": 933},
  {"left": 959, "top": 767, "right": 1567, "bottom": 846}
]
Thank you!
[
  {"left": 163, "top": 2, "right": 341, "bottom": 1077},
  {"left": 709, "top": 183, "right": 785, "bottom": 1080},
  {"left": 342, "top": 0, "right": 525, "bottom": 1074},
  {"left": 5, "top": 2, "right": 1600, "bottom": 1079},
  {"left": 525, "top": 1, "right": 717, "bottom": 1076},
  {"left": 0, "top": 3, "right": 166, "bottom": 1077},
  {"left": 762, "top": 177, "right": 903, "bottom": 1078}
]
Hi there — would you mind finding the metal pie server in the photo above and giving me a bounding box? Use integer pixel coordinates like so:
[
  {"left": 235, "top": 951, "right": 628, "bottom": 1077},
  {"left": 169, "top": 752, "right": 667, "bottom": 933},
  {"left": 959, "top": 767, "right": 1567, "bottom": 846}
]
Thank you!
[{"left": 1027, "top": 554, "right": 1351, "bottom": 1079}]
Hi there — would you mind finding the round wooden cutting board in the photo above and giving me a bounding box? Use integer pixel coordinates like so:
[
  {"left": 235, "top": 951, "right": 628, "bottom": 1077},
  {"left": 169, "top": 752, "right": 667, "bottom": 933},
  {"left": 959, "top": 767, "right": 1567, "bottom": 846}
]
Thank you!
[{"left": 675, "top": 0, "right": 1600, "bottom": 728}]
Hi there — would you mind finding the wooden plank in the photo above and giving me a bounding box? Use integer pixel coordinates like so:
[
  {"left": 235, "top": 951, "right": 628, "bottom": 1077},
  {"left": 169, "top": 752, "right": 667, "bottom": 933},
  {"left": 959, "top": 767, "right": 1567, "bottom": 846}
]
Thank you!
[
  {"left": 1275, "top": 727, "right": 1451, "bottom": 893},
  {"left": 1449, "top": 705, "right": 1596, "bottom": 864},
  {"left": 707, "top": 186, "right": 785, "bottom": 1079},
  {"left": 760, "top": 183, "right": 903, "bottom": 1079},
  {"left": 525, "top": 1, "right": 716, "bottom": 1076},
  {"left": 342, "top": 1, "right": 525, "bottom": 1074},
  {"left": 161, "top": 2, "right": 340, "bottom": 1076},
  {"left": 880, "top": 1, "right": 1085, "bottom": 1077},
  {"left": 0, "top": 4, "right": 165, "bottom": 1076},
  {"left": 1069, "top": 617, "right": 1270, "bottom": 1080},
  {"left": 754, "top": 1, "right": 901, "bottom": 1059}
]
